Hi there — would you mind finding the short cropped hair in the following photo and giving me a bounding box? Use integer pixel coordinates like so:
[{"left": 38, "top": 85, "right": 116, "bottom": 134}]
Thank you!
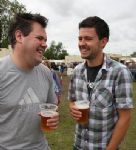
[
  {"left": 79, "top": 16, "right": 109, "bottom": 40},
  {"left": 8, "top": 13, "right": 48, "bottom": 48}
]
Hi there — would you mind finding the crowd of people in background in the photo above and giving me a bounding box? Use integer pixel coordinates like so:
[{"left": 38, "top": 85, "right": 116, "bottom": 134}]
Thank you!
[
  {"left": 43, "top": 59, "right": 136, "bottom": 81},
  {"left": 42, "top": 60, "right": 62, "bottom": 104},
  {"left": 120, "top": 60, "right": 136, "bottom": 81},
  {"left": 127, "top": 62, "right": 136, "bottom": 81}
]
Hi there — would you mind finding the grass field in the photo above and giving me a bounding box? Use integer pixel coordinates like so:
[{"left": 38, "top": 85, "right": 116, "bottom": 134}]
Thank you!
[{"left": 46, "top": 75, "right": 136, "bottom": 150}]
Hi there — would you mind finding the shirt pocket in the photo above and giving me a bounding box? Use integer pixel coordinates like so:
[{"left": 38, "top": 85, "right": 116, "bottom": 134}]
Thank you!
[{"left": 92, "top": 88, "right": 113, "bottom": 108}]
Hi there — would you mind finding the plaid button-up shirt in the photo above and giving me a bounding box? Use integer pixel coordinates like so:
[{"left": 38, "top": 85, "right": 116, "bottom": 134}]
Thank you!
[{"left": 68, "top": 54, "right": 133, "bottom": 150}]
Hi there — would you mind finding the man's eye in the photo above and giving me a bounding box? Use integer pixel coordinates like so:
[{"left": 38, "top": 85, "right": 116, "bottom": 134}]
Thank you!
[
  {"left": 85, "top": 37, "right": 92, "bottom": 40},
  {"left": 36, "top": 36, "right": 43, "bottom": 40},
  {"left": 78, "top": 38, "right": 82, "bottom": 41}
]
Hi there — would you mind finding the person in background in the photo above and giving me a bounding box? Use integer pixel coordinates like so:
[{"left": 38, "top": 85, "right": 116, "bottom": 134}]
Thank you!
[
  {"left": 42, "top": 60, "right": 62, "bottom": 104},
  {"left": 68, "top": 16, "right": 133, "bottom": 150},
  {"left": 0, "top": 13, "right": 59, "bottom": 150},
  {"left": 60, "top": 64, "right": 65, "bottom": 75},
  {"left": 50, "top": 62, "right": 59, "bottom": 71}
]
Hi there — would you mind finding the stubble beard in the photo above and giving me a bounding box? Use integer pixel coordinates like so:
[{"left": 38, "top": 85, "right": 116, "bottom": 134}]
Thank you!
[{"left": 81, "top": 52, "right": 95, "bottom": 61}]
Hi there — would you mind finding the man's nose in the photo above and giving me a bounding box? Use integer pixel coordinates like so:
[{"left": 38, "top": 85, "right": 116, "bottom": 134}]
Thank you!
[{"left": 41, "top": 40, "right": 47, "bottom": 48}]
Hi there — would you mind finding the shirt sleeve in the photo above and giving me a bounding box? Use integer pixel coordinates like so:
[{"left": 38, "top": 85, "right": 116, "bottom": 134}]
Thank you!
[{"left": 115, "top": 67, "right": 133, "bottom": 109}]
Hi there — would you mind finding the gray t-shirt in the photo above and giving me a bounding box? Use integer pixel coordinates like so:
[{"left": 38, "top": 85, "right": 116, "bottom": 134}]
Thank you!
[{"left": 0, "top": 55, "right": 57, "bottom": 150}]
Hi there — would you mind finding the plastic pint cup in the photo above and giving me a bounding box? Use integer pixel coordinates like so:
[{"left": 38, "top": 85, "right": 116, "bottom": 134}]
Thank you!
[
  {"left": 75, "top": 100, "right": 89, "bottom": 125},
  {"left": 39, "top": 103, "right": 58, "bottom": 131}
]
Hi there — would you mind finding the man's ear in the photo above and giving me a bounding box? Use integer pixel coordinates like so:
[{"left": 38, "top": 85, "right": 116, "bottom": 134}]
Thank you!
[
  {"left": 101, "top": 37, "right": 108, "bottom": 49},
  {"left": 15, "top": 30, "right": 24, "bottom": 44}
]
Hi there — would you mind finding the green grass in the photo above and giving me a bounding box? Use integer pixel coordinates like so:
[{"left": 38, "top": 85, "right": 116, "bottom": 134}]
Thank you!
[
  {"left": 45, "top": 76, "right": 136, "bottom": 150},
  {"left": 45, "top": 75, "right": 75, "bottom": 150}
]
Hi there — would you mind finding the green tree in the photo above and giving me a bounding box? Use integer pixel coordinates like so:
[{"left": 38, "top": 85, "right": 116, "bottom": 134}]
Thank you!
[
  {"left": 130, "top": 52, "right": 136, "bottom": 57},
  {"left": 44, "top": 41, "right": 69, "bottom": 60},
  {"left": 0, "top": 0, "right": 26, "bottom": 48}
]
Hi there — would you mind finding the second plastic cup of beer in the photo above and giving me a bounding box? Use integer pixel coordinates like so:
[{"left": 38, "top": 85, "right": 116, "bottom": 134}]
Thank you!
[
  {"left": 39, "top": 103, "right": 58, "bottom": 131},
  {"left": 75, "top": 100, "right": 90, "bottom": 125}
]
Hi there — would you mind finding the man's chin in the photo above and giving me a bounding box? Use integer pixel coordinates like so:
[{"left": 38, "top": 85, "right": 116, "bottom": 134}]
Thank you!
[{"left": 81, "top": 55, "right": 89, "bottom": 59}]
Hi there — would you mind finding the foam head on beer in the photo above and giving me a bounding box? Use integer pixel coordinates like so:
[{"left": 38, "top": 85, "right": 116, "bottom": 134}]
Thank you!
[
  {"left": 75, "top": 100, "right": 89, "bottom": 109},
  {"left": 39, "top": 103, "right": 58, "bottom": 111}
]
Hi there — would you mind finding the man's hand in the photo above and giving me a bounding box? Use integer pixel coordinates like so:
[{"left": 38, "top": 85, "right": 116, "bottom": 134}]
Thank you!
[
  {"left": 69, "top": 101, "right": 82, "bottom": 121},
  {"left": 47, "top": 112, "right": 59, "bottom": 129}
]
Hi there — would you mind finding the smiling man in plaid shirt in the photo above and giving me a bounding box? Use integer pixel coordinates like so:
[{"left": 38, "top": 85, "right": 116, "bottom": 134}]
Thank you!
[{"left": 68, "top": 16, "right": 133, "bottom": 150}]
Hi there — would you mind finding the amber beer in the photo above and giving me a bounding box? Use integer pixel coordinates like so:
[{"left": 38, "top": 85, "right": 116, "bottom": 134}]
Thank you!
[
  {"left": 39, "top": 103, "right": 58, "bottom": 131},
  {"left": 75, "top": 101, "right": 89, "bottom": 125},
  {"left": 40, "top": 111, "right": 58, "bottom": 131}
]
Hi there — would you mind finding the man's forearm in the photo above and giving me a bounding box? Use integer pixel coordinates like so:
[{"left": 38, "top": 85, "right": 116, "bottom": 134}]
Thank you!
[{"left": 106, "top": 109, "right": 132, "bottom": 150}]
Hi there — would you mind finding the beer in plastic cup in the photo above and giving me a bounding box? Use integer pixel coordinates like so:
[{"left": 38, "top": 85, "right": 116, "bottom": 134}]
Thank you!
[
  {"left": 75, "top": 100, "right": 89, "bottom": 125},
  {"left": 39, "top": 103, "right": 58, "bottom": 131}
]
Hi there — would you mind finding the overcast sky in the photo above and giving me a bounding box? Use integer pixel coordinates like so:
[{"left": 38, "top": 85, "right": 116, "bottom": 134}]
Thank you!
[{"left": 16, "top": 0, "right": 136, "bottom": 56}]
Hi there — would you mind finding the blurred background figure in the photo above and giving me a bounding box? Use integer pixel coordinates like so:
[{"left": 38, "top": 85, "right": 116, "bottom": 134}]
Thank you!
[{"left": 42, "top": 60, "right": 62, "bottom": 104}]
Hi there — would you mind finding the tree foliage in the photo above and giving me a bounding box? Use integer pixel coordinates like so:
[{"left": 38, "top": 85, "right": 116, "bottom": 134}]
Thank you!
[
  {"left": 44, "top": 41, "right": 69, "bottom": 60},
  {"left": 130, "top": 52, "right": 136, "bottom": 57},
  {"left": 0, "top": 0, "right": 26, "bottom": 48}
]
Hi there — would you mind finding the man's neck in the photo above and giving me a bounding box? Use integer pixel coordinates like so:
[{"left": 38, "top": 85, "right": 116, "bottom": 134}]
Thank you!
[
  {"left": 86, "top": 53, "right": 104, "bottom": 67},
  {"left": 11, "top": 51, "right": 33, "bottom": 71}
]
